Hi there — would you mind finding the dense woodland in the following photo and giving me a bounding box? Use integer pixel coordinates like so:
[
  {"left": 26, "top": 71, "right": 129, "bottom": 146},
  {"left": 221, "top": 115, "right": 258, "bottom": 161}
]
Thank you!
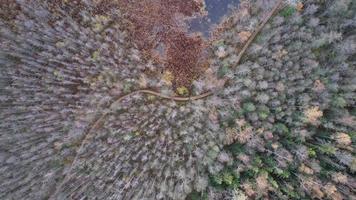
[{"left": 0, "top": 0, "right": 355, "bottom": 199}]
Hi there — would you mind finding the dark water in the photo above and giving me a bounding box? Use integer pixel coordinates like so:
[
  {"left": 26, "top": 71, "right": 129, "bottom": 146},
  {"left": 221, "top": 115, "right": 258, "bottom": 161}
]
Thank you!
[{"left": 188, "top": 0, "right": 240, "bottom": 37}]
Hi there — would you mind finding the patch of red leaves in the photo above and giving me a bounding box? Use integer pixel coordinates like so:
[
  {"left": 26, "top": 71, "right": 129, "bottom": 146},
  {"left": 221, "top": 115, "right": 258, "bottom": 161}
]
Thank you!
[
  {"left": 166, "top": 31, "right": 206, "bottom": 87},
  {"left": 117, "top": 0, "right": 209, "bottom": 87}
]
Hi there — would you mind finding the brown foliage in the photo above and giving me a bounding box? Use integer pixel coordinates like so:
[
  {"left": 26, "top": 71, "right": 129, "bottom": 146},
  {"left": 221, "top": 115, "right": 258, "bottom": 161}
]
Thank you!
[{"left": 117, "top": 0, "right": 208, "bottom": 87}]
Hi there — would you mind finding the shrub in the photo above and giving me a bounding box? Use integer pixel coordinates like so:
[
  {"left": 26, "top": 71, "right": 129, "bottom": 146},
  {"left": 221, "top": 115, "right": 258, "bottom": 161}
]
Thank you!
[
  {"left": 242, "top": 102, "right": 256, "bottom": 113},
  {"left": 280, "top": 6, "right": 296, "bottom": 18},
  {"left": 332, "top": 96, "right": 347, "bottom": 108}
]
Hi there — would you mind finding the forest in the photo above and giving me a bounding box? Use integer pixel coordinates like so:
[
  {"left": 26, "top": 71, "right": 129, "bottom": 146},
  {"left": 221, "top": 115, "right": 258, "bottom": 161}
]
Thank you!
[{"left": 0, "top": 0, "right": 355, "bottom": 199}]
